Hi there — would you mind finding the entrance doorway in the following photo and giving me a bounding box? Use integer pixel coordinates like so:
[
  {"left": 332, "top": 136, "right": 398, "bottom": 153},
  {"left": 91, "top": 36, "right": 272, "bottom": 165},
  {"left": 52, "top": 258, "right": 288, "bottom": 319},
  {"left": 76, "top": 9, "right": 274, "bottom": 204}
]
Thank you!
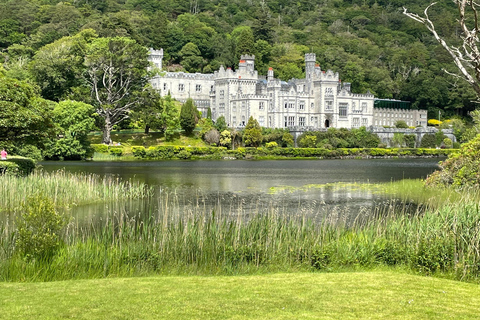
[{"left": 325, "top": 119, "right": 330, "bottom": 128}]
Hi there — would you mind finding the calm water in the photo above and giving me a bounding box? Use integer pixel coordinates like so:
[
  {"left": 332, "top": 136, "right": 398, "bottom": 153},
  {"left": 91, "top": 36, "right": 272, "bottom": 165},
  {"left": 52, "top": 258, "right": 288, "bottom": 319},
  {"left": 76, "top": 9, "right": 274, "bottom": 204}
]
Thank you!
[{"left": 40, "top": 158, "right": 442, "bottom": 224}]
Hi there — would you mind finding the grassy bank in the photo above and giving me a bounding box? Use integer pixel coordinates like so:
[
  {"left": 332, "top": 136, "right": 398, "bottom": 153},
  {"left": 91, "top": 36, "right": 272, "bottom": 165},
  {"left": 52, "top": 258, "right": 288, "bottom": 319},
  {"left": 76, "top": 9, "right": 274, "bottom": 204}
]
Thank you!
[{"left": 1, "top": 271, "right": 479, "bottom": 319}]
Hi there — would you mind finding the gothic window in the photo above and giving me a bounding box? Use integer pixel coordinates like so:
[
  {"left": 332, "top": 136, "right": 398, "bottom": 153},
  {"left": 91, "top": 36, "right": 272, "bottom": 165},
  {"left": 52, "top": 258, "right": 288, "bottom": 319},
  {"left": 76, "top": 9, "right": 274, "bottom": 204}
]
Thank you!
[
  {"left": 311, "top": 102, "right": 314, "bottom": 109},
  {"left": 259, "top": 102, "right": 265, "bottom": 110},
  {"left": 284, "top": 102, "right": 288, "bottom": 109},
  {"left": 339, "top": 103, "right": 348, "bottom": 117},
  {"left": 299, "top": 101, "right": 305, "bottom": 110},
  {"left": 325, "top": 87, "right": 333, "bottom": 97},
  {"left": 178, "top": 83, "right": 184, "bottom": 92},
  {"left": 362, "top": 102, "right": 367, "bottom": 111},
  {"left": 299, "top": 117, "right": 306, "bottom": 126},
  {"left": 284, "top": 116, "right": 288, "bottom": 127},
  {"left": 196, "top": 84, "right": 201, "bottom": 92},
  {"left": 241, "top": 101, "right": 246, "bottom": 110},
  {"left": 362, "top": 118, "right": 368, "bottom": 126},
  {"left": 210, "top": 85, "right": 214, "bottom": 92}
]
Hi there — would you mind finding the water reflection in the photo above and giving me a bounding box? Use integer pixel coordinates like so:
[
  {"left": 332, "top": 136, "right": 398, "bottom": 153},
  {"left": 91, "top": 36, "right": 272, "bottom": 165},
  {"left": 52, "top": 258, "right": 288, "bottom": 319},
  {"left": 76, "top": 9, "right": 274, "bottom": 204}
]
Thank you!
[{"left": 39, "top": 159, "right": 441, "bottom": 226}]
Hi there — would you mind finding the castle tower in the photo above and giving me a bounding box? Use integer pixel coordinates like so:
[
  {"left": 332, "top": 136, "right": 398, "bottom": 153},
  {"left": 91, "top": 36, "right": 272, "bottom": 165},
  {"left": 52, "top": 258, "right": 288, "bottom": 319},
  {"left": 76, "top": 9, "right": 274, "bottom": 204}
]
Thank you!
[
  {"left": 305, "top": 53, "right": 316, "bottom": 82},
  {"left": 148, "top": 48, "right": 164, "bottom": 71},
  {"left": 239, "top": 54, "right": 255, "bottom": 73}
]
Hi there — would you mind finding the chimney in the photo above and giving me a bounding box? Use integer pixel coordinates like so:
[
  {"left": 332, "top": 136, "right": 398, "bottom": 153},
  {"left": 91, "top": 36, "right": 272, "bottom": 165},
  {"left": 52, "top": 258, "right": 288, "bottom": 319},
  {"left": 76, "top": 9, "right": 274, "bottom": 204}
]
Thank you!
[{"left": 268, "top": 67, "right": 274, "bottom": 81}]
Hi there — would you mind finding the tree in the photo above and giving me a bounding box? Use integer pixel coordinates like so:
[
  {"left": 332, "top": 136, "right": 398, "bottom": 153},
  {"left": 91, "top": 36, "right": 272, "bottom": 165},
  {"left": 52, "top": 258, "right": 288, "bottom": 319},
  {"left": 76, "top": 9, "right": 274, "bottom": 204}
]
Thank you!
[
  {"left": 214, "top": 115, "right": 227, "bottom": 132},
  {"left": 180, "top": 98, "right": 197, "bottom": 135},
  {"left": 84, "top": 37, "right": 149, "bottom": 144},
  {"left": 403, "top": 2, "right": 480, "bottom": 99},
  {"left": 0, "top": 74, "right": 55, "bottom": 158},
  {"left": 30, "top": 29, "right": 97, "bottom": 101},
  {"left": 395, "top": 120, "right": 409, "bottom": 128},
  {"left": 160, "top": 94, "right": 180, "bottom": 141},
  {"left": 179, "top": 42, "right": 205, "bottom": 72},
  {"left": 44, "top": 100, "right": 96, "bottom": 160},
  {"left": 132, "top": 86, "right": 164, "bottom": 134},
  {"left": 243, "top": 116, "right": 262, "bottom": 147},
  {"left": 206, "top": 107, "right": 212, "bottom": 119}
]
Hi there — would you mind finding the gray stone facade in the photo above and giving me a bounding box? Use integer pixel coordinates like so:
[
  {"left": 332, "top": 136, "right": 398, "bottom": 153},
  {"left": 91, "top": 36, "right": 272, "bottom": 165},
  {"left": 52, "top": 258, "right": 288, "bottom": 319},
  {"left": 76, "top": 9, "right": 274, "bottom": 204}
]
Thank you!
[{"left": 149, "top": 50, "right": 428, "bottom": 130}]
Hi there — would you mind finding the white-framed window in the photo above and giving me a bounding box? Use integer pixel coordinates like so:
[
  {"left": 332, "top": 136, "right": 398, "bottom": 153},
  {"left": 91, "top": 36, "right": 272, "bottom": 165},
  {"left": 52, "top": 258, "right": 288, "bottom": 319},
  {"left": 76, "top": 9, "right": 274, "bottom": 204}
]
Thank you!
[
  {"left": 299, "top": 101, "right": 305, "bottom": 110},
  {"left": 241, "top": 116, "right": 246, "bottom": 126},
  {"left": 362, "top": 118, "right": 368, "bottom": 126},
  {"left": 325, "top": 87, "right": 333, "bottom": 97},
  {"left": 232, "top": 102, "right": 236, "bottom": 112},
  {"left": 219, "top": 103, "right": 225, "bottom": 113},
  {"left": 311, "top": 102, "right": 314, "bottom": 109},
  {"left": 210, "top": 85, "right": 214, "bottom": 92},
  {"left": 163, "top": 83, "right": 167, "bottom": 91},
  {"left": 353, "top": 117, "right": 360, "bottom": 128},
  {"left": 220, "top": 90, "right": 224, "bottom": 98},
  {"left": 241, "top": 101, "right": 246, "bottom": 110},
  {"left": 178, "top": 83, "right": 185, "bottom": 92},
  {"left": 233, "top": 116, "right": 237, "bottom": 126},
  {"left": 325, "top": 100, "right": 333, "bottom": 110},
  {"left": 259, "top": 102, "right": 265, "bottom": 110},
  {"left": 259, "top": 116, "right": 265, "bottom": 126},
  {"left": 299, "top": 117, "right": 306, "bottom": 126},
  {"left": 288, "top": 116, "right": 295, "bottom": 126},
  {"left": 288, "top": 103, "right": 294, "bottom": 109},
  {"left": 339, "top": 103, "right": 348, "bottom": 118},
  {"left": 284, "top": 102, "right": 288, "bottom": 109},
  {"left": 196, "top": 84, "right": 201, "bottom": 92}
]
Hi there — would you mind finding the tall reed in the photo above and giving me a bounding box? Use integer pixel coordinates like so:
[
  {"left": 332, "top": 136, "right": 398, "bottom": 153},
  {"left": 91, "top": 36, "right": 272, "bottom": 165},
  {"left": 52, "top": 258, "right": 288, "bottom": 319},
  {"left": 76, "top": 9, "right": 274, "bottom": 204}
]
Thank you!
[{"left": 1, "top": 185, "right": 480, "bottom": 283}]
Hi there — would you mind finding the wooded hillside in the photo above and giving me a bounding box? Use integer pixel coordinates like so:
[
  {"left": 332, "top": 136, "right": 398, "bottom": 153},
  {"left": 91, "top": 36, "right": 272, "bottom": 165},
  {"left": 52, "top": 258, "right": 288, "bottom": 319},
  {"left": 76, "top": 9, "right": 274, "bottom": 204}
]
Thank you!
[{"left": 0, "top": 0, "right": 474, "bottom": 118}]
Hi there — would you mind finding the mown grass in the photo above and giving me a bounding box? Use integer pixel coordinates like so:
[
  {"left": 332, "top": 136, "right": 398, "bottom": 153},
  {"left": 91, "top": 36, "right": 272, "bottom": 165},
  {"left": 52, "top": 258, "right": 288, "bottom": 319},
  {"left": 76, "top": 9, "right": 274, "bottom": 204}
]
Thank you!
[{"left": 1, "top": 271, "right": 480, "bottom": 319}]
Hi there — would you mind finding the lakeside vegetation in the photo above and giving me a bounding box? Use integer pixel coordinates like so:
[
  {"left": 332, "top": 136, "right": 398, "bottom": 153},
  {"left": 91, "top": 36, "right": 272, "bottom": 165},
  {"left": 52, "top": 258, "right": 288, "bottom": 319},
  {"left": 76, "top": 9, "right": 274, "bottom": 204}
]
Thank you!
[{"left": 1, "top": 172, "right": 480, "bottom": 283}]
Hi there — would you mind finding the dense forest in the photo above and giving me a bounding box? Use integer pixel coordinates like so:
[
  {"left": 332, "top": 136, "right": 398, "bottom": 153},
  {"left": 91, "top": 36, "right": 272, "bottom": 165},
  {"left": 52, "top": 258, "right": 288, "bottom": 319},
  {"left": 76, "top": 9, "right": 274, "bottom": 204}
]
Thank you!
[{"left": 0, "top": 0, "right": 476, "bottom": 119}]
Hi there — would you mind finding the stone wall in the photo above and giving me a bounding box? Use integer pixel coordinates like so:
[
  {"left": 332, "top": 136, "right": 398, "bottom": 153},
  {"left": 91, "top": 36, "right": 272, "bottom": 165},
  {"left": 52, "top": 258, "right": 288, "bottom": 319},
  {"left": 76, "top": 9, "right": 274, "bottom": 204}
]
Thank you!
[{"left": 368, "top": 126, "right": 456, "bottom": 147}]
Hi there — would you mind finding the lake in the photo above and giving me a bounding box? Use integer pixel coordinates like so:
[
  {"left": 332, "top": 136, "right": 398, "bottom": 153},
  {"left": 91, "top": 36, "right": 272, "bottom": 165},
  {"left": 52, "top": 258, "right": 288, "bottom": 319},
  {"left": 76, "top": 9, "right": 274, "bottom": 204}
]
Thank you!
[{"left": 39, "top": 158, "right": 442, "bottom": 225}]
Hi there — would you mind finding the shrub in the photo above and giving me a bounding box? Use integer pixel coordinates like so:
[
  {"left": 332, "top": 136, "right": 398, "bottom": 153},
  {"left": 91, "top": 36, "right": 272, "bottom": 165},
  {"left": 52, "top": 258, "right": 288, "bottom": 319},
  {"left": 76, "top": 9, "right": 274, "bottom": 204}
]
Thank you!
[
  {"left": 243, "top": 117, "right": 262, "bottom": 147},
  {"left": 404, "top": 134, "right": 416, "bottom": 148},
  {"left": 91, "top": 144, "right": 109, "bottom": 153},
  {"left": 443, "top": 138, "right": 453, "bottom": 148},
  {"left": 177, "top": 150, "right": 192, "bottom": 159},
  {"left": 219, "top": 130, "right": 232, "bottom": 147},
  {"left": 109, "top": 147, "right": 123, "bottom": 156},
  {"left": 426, "top": 134, "right": 480, "bottom": 188},
  {"left": 395, "top": 120, "right": 409, "bottom": 128},
  {"left": 204, "top": 129, "right": 220, "bottom": 145},
  {"left": 15, "top": 194, "right": 66, "bottom": 261},
  {"left": 265, "top": 141, "right": 278, "bottom": 149},
  {"left": 428, "top": 119, "right": 442, "bottom": 126},
  {"left": 0, "top": 161, "right": 19, "bottom": 176},
  {"left": 299, "top": 135, "right": 317, "bottom": 148},
  {"left": 132, "top": 146, "right": 146, "bottom": 158},
  {"left": 420, "top": 134, "right": 437, "bottom": 148},
  {"left": 7, "top": 157, "right": 36, "bottom": 175}
]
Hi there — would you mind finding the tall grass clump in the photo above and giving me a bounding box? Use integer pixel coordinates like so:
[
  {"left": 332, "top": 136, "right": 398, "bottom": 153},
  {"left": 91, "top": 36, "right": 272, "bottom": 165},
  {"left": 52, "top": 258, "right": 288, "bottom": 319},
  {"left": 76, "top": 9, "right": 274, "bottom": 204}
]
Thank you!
[
  {"left": 2, "top": 187, "right": 480, "bottom": 283},
  {"left": 0, "top": 170, "right": 150, "bottom": 213}
]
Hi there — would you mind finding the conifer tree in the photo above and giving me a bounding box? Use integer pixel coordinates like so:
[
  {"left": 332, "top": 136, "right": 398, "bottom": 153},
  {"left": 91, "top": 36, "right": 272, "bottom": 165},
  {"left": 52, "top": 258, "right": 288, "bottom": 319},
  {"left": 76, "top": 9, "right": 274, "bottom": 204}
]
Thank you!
[
  {"left": 243, "top": 116, "right": 262, "bottom": 147},
  {"left": 180, "top": 98, "right": 196, "bottom": 135}
]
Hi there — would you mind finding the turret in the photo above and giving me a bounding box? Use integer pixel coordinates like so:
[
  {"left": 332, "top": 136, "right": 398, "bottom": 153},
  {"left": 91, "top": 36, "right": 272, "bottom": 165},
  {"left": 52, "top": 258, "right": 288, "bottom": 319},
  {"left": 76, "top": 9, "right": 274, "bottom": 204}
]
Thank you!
[
  {"left": 148, "top": 48, "right": 164, "bottom": 71},
  {"left": 305, "top": 53, "right": 316, "bottom": 81},
  {"left": 239, "top": 54, "right": 255, "bottom": 73},
  {"left": 267, "top": 67, "right": 274, "bottom": 81}
]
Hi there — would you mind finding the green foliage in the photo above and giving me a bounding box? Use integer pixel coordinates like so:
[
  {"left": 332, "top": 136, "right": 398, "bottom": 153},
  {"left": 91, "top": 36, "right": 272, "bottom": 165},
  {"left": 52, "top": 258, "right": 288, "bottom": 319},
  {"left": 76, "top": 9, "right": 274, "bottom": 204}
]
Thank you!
[
  {"left": 219, "top": 130, "right": 232, "bottom": 148},
  {"left": 132, "top": 146, "right": 146, "bottom": 158},
  {"left": 0, "top": 161, "right": 19, "bottom": 176},
  {"left": 91, "top": 144, "right": 108, "bottom": 153},
  {"left": 298, "top": 127, "right": 380, "bottom": 149},
  {"left": 206, "top": 107, "right": 212, "bottom": 120},
  {"left": 132, "top": 87, "right": 164, "bottom": 134},
  {"left": 426, "top": 134, "right": 480, "bottom": 188},
  {"left": 180, "top": 98, "right": 197, "bottom": 135},
  {"left": 281, "top": 132, "right": 294, "bottom": 147},
  {"left": 404, "top": 134, "right": 416, "bottom": 148},
  {"left": 243, "top": 116, "right": 262, "bottom": 147},
  {"left": 395, "top": 120, "right": 409, "bottom": 129},
  {"left": 214, "top": 115, "right": 228, "bottom": 132},
  {"left": 44, "top": 100, "right": 95, "bottom": 160},
  {"left": 108, "top": 147, "right": 123, "bottom": 157},
  {"left": 299, "top": 135, "right": 317, "bottom": 148},
  {"left": 160, "top": 94, "right": 180, "bottom": 141},
  {"left": 420, "top": 134, "right": 437, "bottom": 148},
  {"left": 15, "top": 194, "right": 66, "bottom": 261},
  {"left": 443, "top": 138, "right": 453, "bottom": 148},
  {"left": 265, "top": 141, "right": 278, "bottom": 149},
  {"left": 392, "top": 133, "right": 405, "bottom": 147}
]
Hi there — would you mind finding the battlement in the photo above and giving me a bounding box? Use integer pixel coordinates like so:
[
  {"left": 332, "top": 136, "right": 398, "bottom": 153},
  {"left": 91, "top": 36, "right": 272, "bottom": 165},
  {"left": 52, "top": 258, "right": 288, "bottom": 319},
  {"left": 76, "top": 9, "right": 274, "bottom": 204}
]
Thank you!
[{"left": 305, "top": 53, "right": 316, "bottom": 62}]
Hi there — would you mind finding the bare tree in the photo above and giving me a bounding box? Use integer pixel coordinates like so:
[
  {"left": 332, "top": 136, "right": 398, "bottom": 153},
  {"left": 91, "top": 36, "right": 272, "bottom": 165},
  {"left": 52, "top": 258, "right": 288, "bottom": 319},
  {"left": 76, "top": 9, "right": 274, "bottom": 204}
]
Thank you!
[{"left": 403, "top": 1, "right": 480, "bottom": 98}]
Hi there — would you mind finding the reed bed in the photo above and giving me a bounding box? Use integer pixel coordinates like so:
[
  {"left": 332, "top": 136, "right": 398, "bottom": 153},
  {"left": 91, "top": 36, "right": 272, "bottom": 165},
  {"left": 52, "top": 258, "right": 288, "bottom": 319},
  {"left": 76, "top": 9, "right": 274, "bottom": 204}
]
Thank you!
[
  {"left": 0, "top": 170, "right": 150, "bottom": 212},
  {"left": 1, "top": 185, "right": 480, "bottom": 283}
]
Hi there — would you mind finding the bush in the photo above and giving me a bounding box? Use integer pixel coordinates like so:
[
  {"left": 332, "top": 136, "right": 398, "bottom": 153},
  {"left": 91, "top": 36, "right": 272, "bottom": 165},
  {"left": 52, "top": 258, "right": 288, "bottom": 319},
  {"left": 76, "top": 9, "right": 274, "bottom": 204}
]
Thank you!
[
  {"left": 16, "top": 194, "right": 66, "bottom": 261},
  {"left": 443, "top": 138, "right": 453, "bottom": 148},
  {"left": 395, "top": 120, "right": 409, "bottom": 128},
  {"left": 404, "top": 134, "right": 416, "bottom": 148},
  {"left": 265, "top": 141, "right": 278, "bottom": 149},
  {"left": 177, "top": 150, "right": 192, "bottom": 159},
  {"left": 420, "top": 134, "right": 437, "bottom": 148},
  {"left": 109, "top": 147, "right": 123, "bottom": 156},
  {"left": 91, "top": 144, "right": 109, "bottom": 153},
  {"left": 426, "top": 134, "right": 480, "bottom": 188},
  {"left": 0, "top": 161, "right": 19, "bottom": 176},
  {"left": 132, "top": 146, "right": 146, "bottom": 158},
  {"left": 6, "top": 157, "right": 36, "bottom": 175}
]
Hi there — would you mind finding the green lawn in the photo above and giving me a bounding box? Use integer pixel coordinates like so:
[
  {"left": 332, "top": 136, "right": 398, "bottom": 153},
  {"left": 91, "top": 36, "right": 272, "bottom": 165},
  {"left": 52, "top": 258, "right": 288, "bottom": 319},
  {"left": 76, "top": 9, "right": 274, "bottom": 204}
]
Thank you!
[{"left": 1, "top": 271, "right": 479, "bottom": 319}]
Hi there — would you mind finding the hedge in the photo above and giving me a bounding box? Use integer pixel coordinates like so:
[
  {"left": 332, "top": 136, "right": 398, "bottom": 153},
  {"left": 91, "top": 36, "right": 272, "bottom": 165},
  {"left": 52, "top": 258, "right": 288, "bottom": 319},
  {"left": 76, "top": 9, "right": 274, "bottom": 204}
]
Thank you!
[
  {"left": 129, "top": 146, "right": 456, "bottom": 160},
  {"left": 0, "top": 156, "right": 35, "bottom": 176}
]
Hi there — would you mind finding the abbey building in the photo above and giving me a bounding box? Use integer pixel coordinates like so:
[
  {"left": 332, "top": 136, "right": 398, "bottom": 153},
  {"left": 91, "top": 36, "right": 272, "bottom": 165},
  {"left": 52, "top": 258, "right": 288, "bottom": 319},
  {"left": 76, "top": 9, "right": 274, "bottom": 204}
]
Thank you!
[{"left": 149, "top": 49, "right": 427, "bottom": 129}]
